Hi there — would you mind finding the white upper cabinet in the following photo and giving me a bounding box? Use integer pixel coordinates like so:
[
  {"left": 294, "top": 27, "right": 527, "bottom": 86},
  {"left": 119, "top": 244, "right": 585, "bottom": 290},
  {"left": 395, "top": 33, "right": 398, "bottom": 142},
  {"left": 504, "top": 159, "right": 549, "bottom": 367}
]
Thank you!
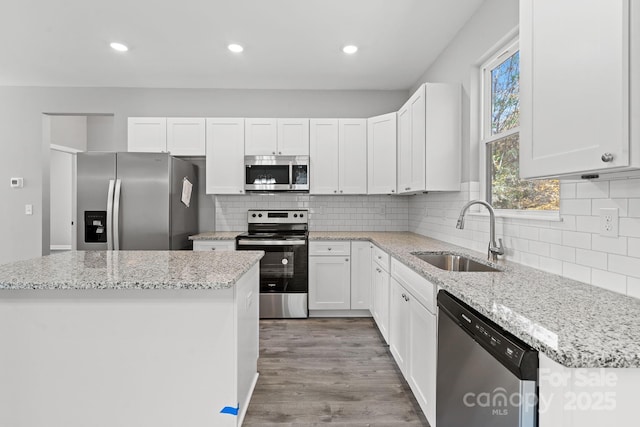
[
  {"left": 397, "top": 83, "right": 461, "bottom": 194},
  {"left": 520, "top": 0, "right": 639, "bottom": 178},
  {"left": 245, "top": 118, "right": 309, "bottom": 156},
  {"left": 339, "top": 119, "right": 367, "bottom": 194},
  {"left": 245, "top": 118, "right": 278, "bottom": 155},
  {"left": 278, "top": 119, "right": 310, "bottom": 155},
  {"left": 206, "top": 118, "right": 245, "bottom": 194},
  {"left": 398, "top": 86, "right": 426, "bottom": 194},
  {"left": 367, "top": 112, "right": 397, "bottom": 195},
  {"left": 128, "top": 118, "right": 167, "bottom": 153},
  {"left": 310, "top": 119, "right": 340, "bottom": 194},
  {"left": 310, "top": 119, "right": 367, "bottom": 195},
  {"left": 166, "top": 118, "right": 206, "bottom": 156}
]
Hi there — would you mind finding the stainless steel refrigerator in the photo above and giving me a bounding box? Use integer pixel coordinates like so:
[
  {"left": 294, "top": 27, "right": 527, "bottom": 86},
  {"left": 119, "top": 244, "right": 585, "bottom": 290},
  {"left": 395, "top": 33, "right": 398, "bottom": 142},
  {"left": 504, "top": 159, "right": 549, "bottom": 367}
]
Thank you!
[{"left": 76, "top": 152, "right": 198, "bottom": 250}]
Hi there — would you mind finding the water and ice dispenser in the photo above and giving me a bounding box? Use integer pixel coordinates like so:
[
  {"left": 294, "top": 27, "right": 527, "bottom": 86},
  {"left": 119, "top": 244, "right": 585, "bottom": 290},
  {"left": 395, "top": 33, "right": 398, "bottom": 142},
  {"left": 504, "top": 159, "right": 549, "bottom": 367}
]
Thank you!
[{"left": 84, "top": 211, "right": 107, "bottom": 243}]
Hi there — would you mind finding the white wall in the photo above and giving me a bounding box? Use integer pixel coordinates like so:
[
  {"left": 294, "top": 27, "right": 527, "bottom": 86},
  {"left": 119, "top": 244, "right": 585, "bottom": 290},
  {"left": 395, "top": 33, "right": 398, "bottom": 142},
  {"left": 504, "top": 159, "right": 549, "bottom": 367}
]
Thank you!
[
  {"left": 214, "top": 194, "right": 408, "bottom": 232},
  {"left": 0, "top": 86, "right": 408, "bottom": 264},
  {"left": 87, "top": 115, "right": 115, "bottom": 152},
  {"left": 50, "top": 116, "right": 87, "bottom": 151},
  {"left": 49, "top": 150, "right": 72, "bottom": 248},
  {"left": 408, "top": 0, "right": 640, "bottom": 298}
]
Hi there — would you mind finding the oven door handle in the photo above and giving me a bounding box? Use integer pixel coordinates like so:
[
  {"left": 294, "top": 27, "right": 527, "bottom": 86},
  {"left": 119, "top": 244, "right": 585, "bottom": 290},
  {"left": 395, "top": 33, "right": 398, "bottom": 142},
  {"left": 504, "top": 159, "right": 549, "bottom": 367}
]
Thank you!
[{"left": 237, "top": 239, "right": 307, "bottom": 246}]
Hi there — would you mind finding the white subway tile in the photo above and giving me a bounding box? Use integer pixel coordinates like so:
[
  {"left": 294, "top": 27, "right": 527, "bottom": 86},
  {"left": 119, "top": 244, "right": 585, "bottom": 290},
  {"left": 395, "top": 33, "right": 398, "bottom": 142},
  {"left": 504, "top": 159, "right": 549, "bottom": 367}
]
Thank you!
[
  {"left": 628, "top": 238, "right": 640, "bottom": 258},
  {"left": 519, "top": 226, "right": 539, "bottom": 241},
  {"left": 575, "top": 249, "right": 608, "bottom": 270},
  {"left": 610, "top": 178, "right": 640, "bottom": 198},
  {"left": 560, "top": 182, "right": 576, "bottom": 199},
  {"left": 627, "top": 277, "right": 640, "bottom": 299},
  {"left": 562, "top": 262, "right": 591, "bottom": 283},
  {"left": 561, "top": 230, "right": 591, "bottom": 249},
  {"left": 539, "top": 228, "right": 562, "bottom": 245},
  {"left": 591, "top": 235, "right": 628, "bottom": 255},
  {"left": 529, "top": 241, "right": 550, "bottom": 257},
  {"left": 619, "top": 218, "right": 640, "bottom": 237},
  {"left": 609, "top": 254, "right": 640, "bottom": 279},
  {"left": 550, "top": 244, "right": 576, "bottom": 262},
  {"left": 561, "top": 199, "right": 591, "bottom": 215},
  {"left": 591, "top": 198, "right": 628, "bottom": 216},
  {"left": 575, "top": 216, "right": 600, "bottom": 233},
  {"left": 576, "top": 181, "right": 609, "bottom": 199},
  {"left": 591, "top": 269, "right": 627, "bottom": 294},
  {"left": 520, "top": 253, "right": 540, "bottom": 268},
  {"left": 538, "top": 256, "right": 563, "bottom": 275},
  {"left": 628, "top": 199, "right": 640, "bottom": 217}
]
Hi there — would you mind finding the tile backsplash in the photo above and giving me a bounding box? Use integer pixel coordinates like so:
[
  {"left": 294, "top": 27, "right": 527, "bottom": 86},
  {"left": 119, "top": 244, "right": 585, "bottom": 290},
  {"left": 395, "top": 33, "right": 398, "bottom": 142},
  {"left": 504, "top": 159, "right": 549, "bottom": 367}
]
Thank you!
[
  {"left": 408, "top": 178, "right": 640, "bottom": 298},
  {"left": 213, "top": 194, "right": 409, "bottom": 232}
]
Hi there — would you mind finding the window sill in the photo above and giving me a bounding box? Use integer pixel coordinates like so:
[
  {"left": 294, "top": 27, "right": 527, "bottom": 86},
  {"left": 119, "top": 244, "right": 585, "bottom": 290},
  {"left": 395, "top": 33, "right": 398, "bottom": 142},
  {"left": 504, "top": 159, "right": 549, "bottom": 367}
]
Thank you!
[{"left": 467, "top": 210, "right": 562, "bottom": 222}]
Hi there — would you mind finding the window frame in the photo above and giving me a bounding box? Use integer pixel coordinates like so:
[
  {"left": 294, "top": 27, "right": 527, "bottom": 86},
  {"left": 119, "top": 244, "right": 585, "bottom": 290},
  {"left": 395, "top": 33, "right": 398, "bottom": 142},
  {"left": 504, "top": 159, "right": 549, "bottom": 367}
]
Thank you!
[{"left": 478, "top": 37, "right": 560, "bottom": 218}]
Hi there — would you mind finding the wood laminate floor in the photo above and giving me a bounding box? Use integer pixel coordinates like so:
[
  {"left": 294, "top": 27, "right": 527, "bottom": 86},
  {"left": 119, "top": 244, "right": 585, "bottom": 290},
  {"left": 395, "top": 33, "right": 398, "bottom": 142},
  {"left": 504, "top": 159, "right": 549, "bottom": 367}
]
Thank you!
[{"left": 243, "top": 318, "right": 429, "bottom": 427}]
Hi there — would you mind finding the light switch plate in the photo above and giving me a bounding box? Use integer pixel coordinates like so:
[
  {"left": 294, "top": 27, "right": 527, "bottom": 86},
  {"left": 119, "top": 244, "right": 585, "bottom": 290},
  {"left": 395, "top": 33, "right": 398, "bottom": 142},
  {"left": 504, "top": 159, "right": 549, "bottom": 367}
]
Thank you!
[
  {"left": 25, "top": 204, "right": 33, "bottom": 215},
  {"left": 11, "top": 177, "right": 23, "bottom": 188}
]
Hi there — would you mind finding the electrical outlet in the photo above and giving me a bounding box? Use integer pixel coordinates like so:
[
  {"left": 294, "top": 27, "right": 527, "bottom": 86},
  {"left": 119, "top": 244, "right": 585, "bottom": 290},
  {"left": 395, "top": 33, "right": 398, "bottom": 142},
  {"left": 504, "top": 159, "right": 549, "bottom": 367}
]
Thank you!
[
  {"left": 599, "top": 208, "right": 618, "bottom": 237},
  {"left": 25, "top": 204, "right": 33, "bottom": 215}
]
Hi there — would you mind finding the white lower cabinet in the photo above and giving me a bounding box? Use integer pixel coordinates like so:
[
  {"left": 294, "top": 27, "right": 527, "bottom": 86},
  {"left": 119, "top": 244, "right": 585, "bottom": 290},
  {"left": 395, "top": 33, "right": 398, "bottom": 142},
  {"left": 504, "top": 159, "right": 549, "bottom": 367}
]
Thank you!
[
  {"left": 309, "top": 255, "right": 351, "bottom": 310},
  {"left": 390, "top": 258, "right": 437, "bottom": 425},
  {"left": 192, "top": 241, "right": 235, "bottom": 251},
  {"left": 371, "top": 247, "right": 390, "bottom": 344},
  {"left": 350, "top": 241, "right": 372, "bottom": 310}
]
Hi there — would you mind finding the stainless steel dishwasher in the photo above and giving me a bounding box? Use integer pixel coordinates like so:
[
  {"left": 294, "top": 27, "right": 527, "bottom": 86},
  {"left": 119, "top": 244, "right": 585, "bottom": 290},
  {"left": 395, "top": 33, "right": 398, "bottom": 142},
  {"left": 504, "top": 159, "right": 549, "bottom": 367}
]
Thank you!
[{"left": 436, "top": 291, "right": 538, "bottom": 427}]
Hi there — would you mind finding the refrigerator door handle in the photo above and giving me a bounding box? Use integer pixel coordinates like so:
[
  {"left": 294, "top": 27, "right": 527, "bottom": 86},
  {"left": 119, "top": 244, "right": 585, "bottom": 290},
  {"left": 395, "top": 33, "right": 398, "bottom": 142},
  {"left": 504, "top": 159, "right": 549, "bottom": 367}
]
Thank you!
[
  {"left": 106, "top": 179, "right": 115, "bottom": 250},
  {"left": 113, "top": 179, "right": 122, "bottom": 250}
]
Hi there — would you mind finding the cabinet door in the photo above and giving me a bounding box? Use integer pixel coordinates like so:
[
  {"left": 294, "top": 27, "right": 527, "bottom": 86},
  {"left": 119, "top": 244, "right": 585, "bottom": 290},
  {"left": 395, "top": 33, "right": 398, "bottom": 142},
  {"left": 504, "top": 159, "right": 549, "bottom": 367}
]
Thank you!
[
  {"left": 206, "top": 118, "right": 245, "bottom": 194},
  {"left": 245, "top": 119, "right": 277, "bottom": 155},
  {"left": 166, "top": 118, "right": 206, "bottom": 156},
  {"left": 127, "top": 118, "right": 167, "bottom": 153},
  {"left": 350, "top": 241, "right": 372, "bottom": 311},
  {"left": 339, "top": 119, "right": 368, "bottom": 194},
  {"left": 309, "top": 256, "right": 351, "bottom": 310},
  {"left": 389, "top": 278, "right": 410, "bottom": 374},
  {"left": 310, "top": 119, "right": 339, "bottom": 194},
  {"left": 425, "top": 83, "right": 461, "bottom": 191},
  {"left": 408, "top": 298, "right": 437, "bottom": 424},
  {"left": 520, "top": 0, "right": 630, "bottom": 178},
  {"left": 367, "top": 112, "right": 397, "bottom": 195},
  {"left": 398, "top": 86, "right": 426, "bottom": 194},
  {"left": 372, "top": 264, "right": 390, "bottom": 344},
  {"left": 278, "top": 119, "right": 309, "bottom": 155}
]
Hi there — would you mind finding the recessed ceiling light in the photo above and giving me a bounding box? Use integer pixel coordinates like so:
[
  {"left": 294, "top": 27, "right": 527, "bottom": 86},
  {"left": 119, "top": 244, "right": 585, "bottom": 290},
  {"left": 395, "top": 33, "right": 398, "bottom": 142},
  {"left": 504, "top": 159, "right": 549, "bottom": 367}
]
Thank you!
[
  {"left": 228, "top": 44, "right": 244, "bottom": 53},
  {"left": 342, "top": 45, "right": 358, "bottom": 54},
  {"left": 110, "top": 42, "right": 129, "bottom": 52}
]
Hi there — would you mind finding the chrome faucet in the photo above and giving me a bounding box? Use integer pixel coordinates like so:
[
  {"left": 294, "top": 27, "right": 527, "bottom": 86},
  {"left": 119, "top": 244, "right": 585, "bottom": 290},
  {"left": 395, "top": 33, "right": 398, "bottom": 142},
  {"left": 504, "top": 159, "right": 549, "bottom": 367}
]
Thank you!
[{"left": 456, "top": 200, "right": 504, "bottom": 262}]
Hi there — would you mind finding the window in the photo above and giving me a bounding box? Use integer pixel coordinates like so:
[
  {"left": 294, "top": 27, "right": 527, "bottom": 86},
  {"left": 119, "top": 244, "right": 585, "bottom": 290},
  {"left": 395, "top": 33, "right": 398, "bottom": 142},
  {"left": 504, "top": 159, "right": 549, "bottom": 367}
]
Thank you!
[{"left": 482, "top": 40, "right": 559, "bottom": 211}]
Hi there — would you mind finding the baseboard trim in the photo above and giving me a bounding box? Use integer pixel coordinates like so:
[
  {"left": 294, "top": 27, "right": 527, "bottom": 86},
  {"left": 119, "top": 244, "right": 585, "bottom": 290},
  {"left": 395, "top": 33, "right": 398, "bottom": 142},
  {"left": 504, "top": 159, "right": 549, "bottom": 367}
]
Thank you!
[
  {"left": 309, "top": 309, "right": 372, "bottom": 318},
  {"left": 50, "top": 245, "right": 72, "bottom": 251}
]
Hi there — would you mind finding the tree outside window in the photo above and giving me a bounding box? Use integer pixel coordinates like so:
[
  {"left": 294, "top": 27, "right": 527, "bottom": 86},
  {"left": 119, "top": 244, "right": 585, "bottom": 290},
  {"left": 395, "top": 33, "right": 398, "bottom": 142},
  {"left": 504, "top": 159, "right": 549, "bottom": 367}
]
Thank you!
[{"left": 484, "top": 44, "right": 559, "bottom": 211}]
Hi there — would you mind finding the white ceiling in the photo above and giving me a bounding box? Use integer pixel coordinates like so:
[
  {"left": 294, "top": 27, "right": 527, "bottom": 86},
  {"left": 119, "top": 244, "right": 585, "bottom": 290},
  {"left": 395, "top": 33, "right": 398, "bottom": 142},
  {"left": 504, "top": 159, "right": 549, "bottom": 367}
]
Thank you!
[{"left": 0, "top": 0, "right": 484, "bottom": 90}]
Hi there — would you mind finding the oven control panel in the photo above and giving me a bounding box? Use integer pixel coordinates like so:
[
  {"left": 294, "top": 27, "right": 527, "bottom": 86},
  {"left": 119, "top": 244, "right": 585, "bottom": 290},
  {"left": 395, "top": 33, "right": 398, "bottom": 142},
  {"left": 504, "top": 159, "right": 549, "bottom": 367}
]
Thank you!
[{"left": 248, "top": 209, "right": 308, "bottom": 224}]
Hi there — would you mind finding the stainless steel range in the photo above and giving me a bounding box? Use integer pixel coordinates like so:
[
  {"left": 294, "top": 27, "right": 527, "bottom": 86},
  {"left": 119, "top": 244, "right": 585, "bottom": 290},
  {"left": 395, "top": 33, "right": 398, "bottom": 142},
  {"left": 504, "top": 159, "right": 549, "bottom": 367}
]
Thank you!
[{"left": 235, "top": 209, "right": 308, "bottom": 318}]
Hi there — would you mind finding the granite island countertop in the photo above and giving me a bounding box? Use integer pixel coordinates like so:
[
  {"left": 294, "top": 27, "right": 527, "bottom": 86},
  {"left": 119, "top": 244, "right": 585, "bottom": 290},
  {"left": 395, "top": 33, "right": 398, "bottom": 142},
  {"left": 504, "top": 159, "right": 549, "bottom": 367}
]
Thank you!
[
  {"left": 189, "top": 231, "right": 243, "bottom": 240},
  {"left": 0, "top": 250, "right": 263, "bottom": 290}
]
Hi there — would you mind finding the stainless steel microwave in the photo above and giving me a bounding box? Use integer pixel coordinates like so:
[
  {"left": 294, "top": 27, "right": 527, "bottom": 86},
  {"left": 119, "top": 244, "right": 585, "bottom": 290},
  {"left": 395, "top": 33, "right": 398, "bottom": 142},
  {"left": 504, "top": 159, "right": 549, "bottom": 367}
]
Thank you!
[{"left": 244, "top": 155, "right": 309, "bottom": 192}]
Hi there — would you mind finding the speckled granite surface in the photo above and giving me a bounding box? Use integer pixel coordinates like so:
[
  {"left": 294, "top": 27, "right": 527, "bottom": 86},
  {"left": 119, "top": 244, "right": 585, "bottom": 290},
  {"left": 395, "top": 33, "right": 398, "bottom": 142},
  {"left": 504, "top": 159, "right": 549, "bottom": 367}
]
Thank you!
[
  {"left": 189, "top": 232, "right": 242, "bottom": 240},
  {"left": 0, "top": 251, "right": 262, "bottom": 290},
  {"left": 311, "top": 231, "right": 640, "bottom": 369}
]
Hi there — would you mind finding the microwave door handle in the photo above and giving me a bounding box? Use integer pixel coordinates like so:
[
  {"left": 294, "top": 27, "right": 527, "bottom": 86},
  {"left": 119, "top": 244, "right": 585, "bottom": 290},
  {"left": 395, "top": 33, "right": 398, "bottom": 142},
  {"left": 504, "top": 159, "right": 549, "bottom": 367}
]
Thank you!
[
  {"left": 113, "top": 179, "right": 122, "bottom": 250},
  {"left": 289, "top": 161, "right": 293, "bottom": 189},
  {"left": 106, "top": 179, "right": 115, "bottom": 250}
]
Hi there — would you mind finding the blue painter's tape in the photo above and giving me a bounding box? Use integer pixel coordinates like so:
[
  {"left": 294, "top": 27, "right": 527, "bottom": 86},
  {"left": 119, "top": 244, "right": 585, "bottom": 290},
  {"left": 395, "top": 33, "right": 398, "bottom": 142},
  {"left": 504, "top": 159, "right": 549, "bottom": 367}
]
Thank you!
[{"left": 220, "top": 404, "right": 239, "bottom": 416}]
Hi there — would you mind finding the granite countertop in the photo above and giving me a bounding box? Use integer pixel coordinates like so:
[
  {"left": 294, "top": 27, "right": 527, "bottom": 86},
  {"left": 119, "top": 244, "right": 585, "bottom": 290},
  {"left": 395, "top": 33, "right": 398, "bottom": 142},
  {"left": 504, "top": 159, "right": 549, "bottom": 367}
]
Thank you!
[
  {"left": 310, "top": 231, "right": 640, "bottom": 369},
  {"left": 0, "top": 250, "right": 263, "bottom": 290},
  {"left": 189, "top": 232, "right": 243, "bottom": 240}
]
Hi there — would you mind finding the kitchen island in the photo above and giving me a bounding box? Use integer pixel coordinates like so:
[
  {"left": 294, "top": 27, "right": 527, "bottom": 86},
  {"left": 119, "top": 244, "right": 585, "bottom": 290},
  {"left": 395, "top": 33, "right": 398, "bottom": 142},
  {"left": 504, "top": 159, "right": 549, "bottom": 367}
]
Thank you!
[{"left": 0, "top": 250, "right": 263, "bottom": 427}]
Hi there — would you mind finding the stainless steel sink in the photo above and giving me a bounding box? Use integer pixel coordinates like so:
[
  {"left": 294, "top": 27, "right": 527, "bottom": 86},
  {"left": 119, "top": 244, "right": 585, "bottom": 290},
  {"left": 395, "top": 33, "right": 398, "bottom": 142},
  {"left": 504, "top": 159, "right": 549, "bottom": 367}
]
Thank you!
[{"left": 411, "top": 252, "right": 501, "bottom": 272}]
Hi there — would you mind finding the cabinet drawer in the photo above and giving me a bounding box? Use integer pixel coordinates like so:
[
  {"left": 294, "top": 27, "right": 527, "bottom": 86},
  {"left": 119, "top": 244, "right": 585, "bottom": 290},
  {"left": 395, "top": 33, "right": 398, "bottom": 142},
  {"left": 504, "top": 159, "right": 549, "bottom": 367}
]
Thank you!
[
  {"left": 309, "top": 241, "right": 350, "bottom": 256},
  {"left": 193, "top": 241, "right": 235, "bottom": 251},
  {"left": 372, "top": 245, "right": 390, "bottom": 272},
  {"left": 391, "top": 258, "right": 436, "bottom": 314}
]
